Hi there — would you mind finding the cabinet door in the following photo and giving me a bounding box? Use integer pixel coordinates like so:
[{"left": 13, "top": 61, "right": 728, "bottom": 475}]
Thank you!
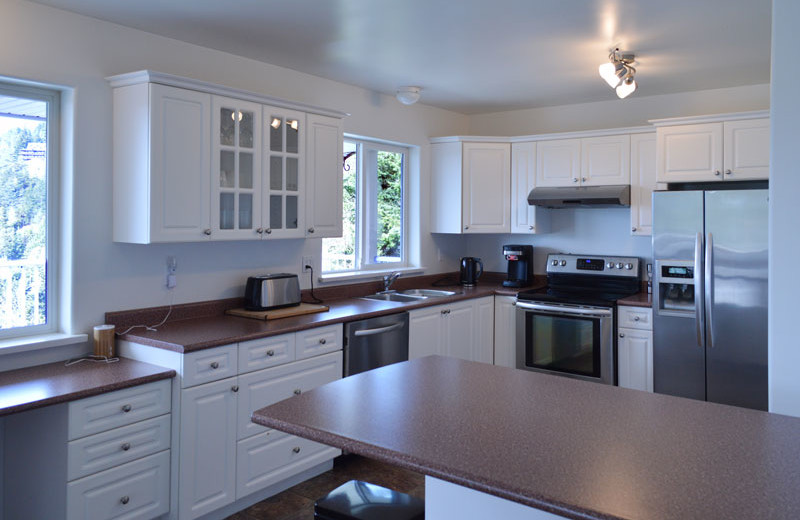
[
  {"left": 581, "top": 135, "right": 630, "bottom": 186},
  {"left": 617, "top": 328, "right": 653, "bottom": 392},
  {"left": 723, "top": 118, "right": 770, "bottom": 180},
  {"left": 263, "top": 106, "right": 306, "bottom": 238},
  {"left": 510, "top": 142, "right": 548, "bottom": 234},
  {"left": 493, "top": 296, "right": 517, "bottom": 368},
  {"left": 305, "top": 113, "right": 344, "bottom": 238},
  {"left": 211, "top": 96, "right": 263, "bottom": 240},
  {"left": 472, "top": 296, "right": 495, "bottom": 364},
  {"left": 630, "top": 133, "right": 657, "bottom": 236},
  {"left": 656, "top": 123, "right": 723, "bottom": 183},
  {"left": 179, "top": 378, "right": 238, "bottom": 520},
  {"left": 444, "top": 300, "right": 475, "bottom": 361},
  {"left": 147, "top": 84, "right": 211, "bottom": 243},
  {"left": 408, "top": 307, "right": 444, "bottom": 359},
  {"left": 461, "top": 142, "right": 510, "bottom": 233},
  {"left": 535, "top": 138, "right": 581, "bottom": 187}
]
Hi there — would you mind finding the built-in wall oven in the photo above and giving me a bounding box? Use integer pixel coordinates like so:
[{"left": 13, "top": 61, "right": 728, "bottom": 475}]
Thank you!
[{"left": 516, "top": 254, "right": 640, "bottom": 385}]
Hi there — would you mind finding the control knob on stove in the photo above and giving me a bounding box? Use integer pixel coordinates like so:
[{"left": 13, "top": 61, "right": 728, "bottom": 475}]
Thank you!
[
  {"left": 551, "top": 260, "right": 558, "bottom": 266},
  {"left": 606, "top": 262, "right": 614, "bottom": 269},
  {"left": 560, "top": 260, "right": 567, "bottom": 267},
  {"left": 616, "top": 262, "right": 624, "bottom": 269},
  {"left": 625, "top": 263, "right": 633, "bottom": 270}
]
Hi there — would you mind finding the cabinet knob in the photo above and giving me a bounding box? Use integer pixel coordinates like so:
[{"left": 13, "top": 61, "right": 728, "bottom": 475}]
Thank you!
[
  {"left": 266, "top": 349, "right": 275, "bottom": 357},
  {"left": 292, "top": 446, "right": 301, "bottom": 454},
  {"left": 634, "top": 316, "right": 641, "bottom": 321},
  {"left": 632, "top": 227, "right": 637, "bottom": 232},
  {"left": 319, "top": 338, "right": 326, "bottom": 345},
  {"left": 581, "top": 177, "right": 587, "bottom": 182},
  {"left": 572, "top": 178, "right": 578, "bottom": 183},
  {"left": 203, "top": 229, "right": 212, "bottom": 235},
  {"left": 231, "top": 385, "right": 239, "bottom": 393},
  {"left": 120, "top": 496, "right": 130, "bottom": 505},
  {"left": 619, "top": 333, "right": 625, "bottom": 338},
  {"left": 121, "top": 442, "right": 131, "bottom": 451},
  {"left": 714, "top": 170, "right": 721, "bottom": 176},
  {"left": 724, "top": 169, "right": 732, "bottom": 176},
  {"left": 529, "top": 225, "right": 534, "bottom": 231},
  {"left": 256, "top": 228, "right": 263, "bottom": 234},
  {"left": 121, "top": 404, "right": 132, "bottom": 413},
  {"left": 210, "top": 361, "right": 220, "bottom": 369},
  {"left": 307, "top": 227, "right": 315, "bottom": 234},
  {"left": 293, "top": 388, "right": 302, "bottom": 395},
  {"left": 266, "top": 228, "right": 272, "bottom": 234},
  {"left": 464, "top": 226, "right": 469, "bottom": 230}
]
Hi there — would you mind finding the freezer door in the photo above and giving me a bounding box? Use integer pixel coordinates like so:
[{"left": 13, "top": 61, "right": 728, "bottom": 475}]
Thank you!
[
  {"left": 704, "top": 189, "right": 768, "bottom": 410},
  {"left": 652, "top": 191, "right": 706, "bottom": 400}
]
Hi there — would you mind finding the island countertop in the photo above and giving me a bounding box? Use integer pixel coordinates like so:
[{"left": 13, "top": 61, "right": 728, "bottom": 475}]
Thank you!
[{"left": 252, "top": 356, "right": 800, "bottom": 520}]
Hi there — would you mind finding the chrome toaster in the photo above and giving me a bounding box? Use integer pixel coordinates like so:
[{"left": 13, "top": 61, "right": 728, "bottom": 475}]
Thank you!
[{"left": 244, "top": 273, "right": 301, "bottom": 311}]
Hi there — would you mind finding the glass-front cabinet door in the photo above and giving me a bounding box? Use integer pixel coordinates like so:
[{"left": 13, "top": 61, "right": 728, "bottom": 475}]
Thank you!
[
  {"left": 211, "top": 96, "right": 262, "bottom": 239},
  {"left": 262, "top": 106, "right": 305, "bottom": 238}
]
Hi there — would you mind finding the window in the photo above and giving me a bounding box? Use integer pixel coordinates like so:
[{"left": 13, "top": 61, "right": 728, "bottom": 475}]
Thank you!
[
  {"left": 322, "top": 137, "right": 408, "bottom": 273},
  {"left": 0, "top": 83, "right": 59, "bottom": 339}
]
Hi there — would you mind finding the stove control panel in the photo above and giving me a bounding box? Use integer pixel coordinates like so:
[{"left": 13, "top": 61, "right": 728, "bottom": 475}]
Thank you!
[{"left": 546, "top": 254, "right": 640, "bottom": 278}]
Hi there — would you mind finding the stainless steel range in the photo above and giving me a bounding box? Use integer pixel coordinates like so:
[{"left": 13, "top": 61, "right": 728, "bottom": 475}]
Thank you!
[{"left": 515, "top": 253, "right": 640, "bottom": 385}]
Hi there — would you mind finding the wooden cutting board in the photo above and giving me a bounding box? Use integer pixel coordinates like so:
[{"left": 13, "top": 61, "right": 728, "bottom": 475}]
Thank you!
[{"left": 226, "top": 303, "right": 329, "bottom": 321}]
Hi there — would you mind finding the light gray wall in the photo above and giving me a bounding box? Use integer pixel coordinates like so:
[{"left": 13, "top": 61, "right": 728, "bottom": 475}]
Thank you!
[{"left": 768, "top": 0, "right": 800, "bottom": 417}]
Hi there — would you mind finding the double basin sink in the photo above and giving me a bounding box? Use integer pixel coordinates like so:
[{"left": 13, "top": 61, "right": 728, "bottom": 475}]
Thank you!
[{"left": 360, "top": 289, "right": 458, "bottom": 303}]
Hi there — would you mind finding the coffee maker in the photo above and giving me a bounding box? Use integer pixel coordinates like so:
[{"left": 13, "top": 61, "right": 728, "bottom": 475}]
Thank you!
[{"left": 502, "top": 244, "right": 533, "bottom": 288}]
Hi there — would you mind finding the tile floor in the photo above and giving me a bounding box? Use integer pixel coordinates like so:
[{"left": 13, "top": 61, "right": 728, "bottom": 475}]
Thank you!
[{"left": 225, "top": 454, "right": 425, "bottom": 520}]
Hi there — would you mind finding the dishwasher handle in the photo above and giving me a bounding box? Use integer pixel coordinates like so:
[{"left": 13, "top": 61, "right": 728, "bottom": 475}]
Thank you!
[{"left": 353, "top": 322, "right": 405, "bottom": 337}]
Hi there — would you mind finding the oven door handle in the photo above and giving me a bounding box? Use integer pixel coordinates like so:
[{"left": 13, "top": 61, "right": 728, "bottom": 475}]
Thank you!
[{"left": 515, "top": 301, "right": 612, "bottom": 317}]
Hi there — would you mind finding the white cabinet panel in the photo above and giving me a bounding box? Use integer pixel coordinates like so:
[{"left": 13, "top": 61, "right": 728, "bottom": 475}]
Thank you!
[
  {"left": 462, "top": 142, "right": 511, "bottom": 233},
  {"left": 181, "top": 344, "right": 238, "bottom": 388},
  {"left": 305, "top": 113, "right": 344, "bottom": 238},
  {"left": 618, "top": 306, "right": 653, "bottom": 331},
  {"left": 238, "top": 333, "right": 295, "bottom": 374},
  {"left": 409, "top": 307, "right": 445, "bottom": 360},
  {"left": 409, "top": 297, "right": 494, "bottom": 364},
  {"left": 618, "top": 328, "right": 653, "bottom": 392},
  {"left": 445, "top": 301, "right": 476, "bottom": 361},
  {"left": 295, "top": 323, "right": 343, "bottom": 360},
  {"left": 262, "top": 107, "right": 306, "bottom": 238},
  {"left": 510, "top": 142, "right": 549, "bottom": 234},
  {"left": 723, "top": 118, "right": 770, "bottom": 180},
  {"left": 473, "top": 296, "right": 495, "bottom": 364},
  {"left": 535, "top": 138, "right": 581, "bottom": 187},
  {"left": 630, "top": 133, "right": 657, "bottom": 236},
  {"left": 581, "top": 135, "right": 630, "bottom": 186},
  {"left": 657, "top": 123, "right": 723, "bottom": 183},
  {"left": 493, "top": 296, "right": 517, "bottom": 368}
]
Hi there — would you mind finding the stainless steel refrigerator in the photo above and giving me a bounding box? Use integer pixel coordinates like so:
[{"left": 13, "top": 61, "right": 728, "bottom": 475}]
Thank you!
[{"left": 652, "top": 188, "right": 768, "bottom": 410}]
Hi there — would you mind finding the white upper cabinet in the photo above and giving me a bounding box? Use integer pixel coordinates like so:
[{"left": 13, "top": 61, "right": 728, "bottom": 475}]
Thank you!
[
  {"left": 305, "top": 113, "right": 344, "bottom": 238},
  {"left": 630, "top": 133, "right": 657, "bottom": 236},
  {"left": 655, "top": 113, "right": 769, "bottom": 183},
  {"left": 581, "top": 135, "right": 630, "bottom": 186},
  {"left": 430, "top": 140, "right": 510, "bottom": 234},
  {"left": 535, "top": 138, "right": 581, "bottom": 187},
  {"left": 262, "top": 107, "right": 306, "bottom": 238},
  {"left": 510, "top": 142, "right": 548, "bottom": 234},
  {"left": 211, "top": 96, "right": 262, "bottom": 240},
  {"left": 112, "top": 83, "right": 211, "bottom": 243}
]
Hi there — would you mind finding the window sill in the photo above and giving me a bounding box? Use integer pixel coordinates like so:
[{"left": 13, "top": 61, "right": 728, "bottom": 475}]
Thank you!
[
  {"left": 319, "top": 266, "right": 426, "bottom": 284},
  {"left": 0, "top": 333, "right": 88, "bottom": 356}
]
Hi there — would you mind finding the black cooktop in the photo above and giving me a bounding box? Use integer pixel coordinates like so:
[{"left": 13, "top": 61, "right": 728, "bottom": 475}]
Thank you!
[{"left": 517, "top": 274, "right": 640, "bottom": 307}]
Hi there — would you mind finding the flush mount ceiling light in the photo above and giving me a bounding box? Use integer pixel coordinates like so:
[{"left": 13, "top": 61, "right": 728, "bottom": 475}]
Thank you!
[
  {"left": 396, "top": 86, "right": 421, "bottom": 105},
  {"left": 598, "top": 48, "right": 637, "bottom": 99}
]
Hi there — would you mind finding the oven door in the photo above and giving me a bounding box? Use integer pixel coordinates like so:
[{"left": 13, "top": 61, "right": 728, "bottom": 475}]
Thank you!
[{"left": 515, "top": 300, "right": 614, "bottom": 385}]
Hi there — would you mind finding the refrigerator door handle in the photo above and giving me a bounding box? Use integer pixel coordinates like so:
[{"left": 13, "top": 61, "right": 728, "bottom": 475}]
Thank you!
[
  {"left": 694, "top": 232, "right": 705, "bottom": 348},
  {"left": 705, "top": 232, "right": 714, "bottom": 348}
]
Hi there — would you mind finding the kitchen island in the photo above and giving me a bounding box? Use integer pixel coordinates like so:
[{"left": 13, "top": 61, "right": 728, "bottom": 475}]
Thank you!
[{"left": 252, "top": 355, "right": 800, "bottom": 520}]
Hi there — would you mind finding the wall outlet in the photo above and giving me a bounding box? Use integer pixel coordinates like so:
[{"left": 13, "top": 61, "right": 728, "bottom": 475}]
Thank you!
[
  {"left": 302, "top": 256, "right": 313, "bottom": 272},
  {"left": 166, "top": 256, "right": 177, "bottom": 289}
]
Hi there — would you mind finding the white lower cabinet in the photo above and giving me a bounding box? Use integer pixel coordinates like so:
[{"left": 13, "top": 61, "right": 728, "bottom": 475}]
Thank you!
[
  {"left": 409, "top": 296, "right": 494, "bottom": 363},
  {"left": 120, "top": 324, "right": 343, "bottom": 520},
  {"left": 617, "top": 307, "right": 654, "bottom": 392},
  {"left": 493, "top": 296, "right": 517, "bottom": 368}
]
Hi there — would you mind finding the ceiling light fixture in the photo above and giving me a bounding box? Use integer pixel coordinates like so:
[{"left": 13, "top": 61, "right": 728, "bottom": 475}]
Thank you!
[
  {"left": 396, "top": 86, "right": 421, "bottom": 105},
  {"left": 598, "top": 48, "right": 637, "bottom": 99}
]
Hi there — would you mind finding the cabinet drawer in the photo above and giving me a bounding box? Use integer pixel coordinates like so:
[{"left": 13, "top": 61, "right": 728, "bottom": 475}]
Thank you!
[
  {"left": 68, "top": 379, "right": 171, "bottom": 440},
  {"left": 295, "top": 324, "right": 342, "bottom": 360},
  {"left": 68, "top": 414, "right": 171, "bottom": 481},
  {"left": 236, "top": 430, "right": 339, "bottom": 499},
  {"left": 237, "top": 351, "right": 342, "bottom": 439},
  {"left": 618, "top": 306, "right": 653, "bottom": 330},
  {"left": 66, "top": 450, "right": 170, "bottom": 520},
  {"left": 239, "top": 333, "right": 295, "bottom": 374},
  {"left": 182, "top": 344, "right": 238, "bottom": 388}
]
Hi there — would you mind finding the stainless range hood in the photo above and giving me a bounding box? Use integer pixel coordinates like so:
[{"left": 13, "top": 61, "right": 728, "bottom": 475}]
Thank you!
[{"left": 527, "top": 185, "right": 631, "bottom": 208}]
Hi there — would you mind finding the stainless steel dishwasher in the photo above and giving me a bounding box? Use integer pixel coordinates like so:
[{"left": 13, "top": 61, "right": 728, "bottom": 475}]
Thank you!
[{"left": 343, "top": 312, "right": 409, "bottom": 376}]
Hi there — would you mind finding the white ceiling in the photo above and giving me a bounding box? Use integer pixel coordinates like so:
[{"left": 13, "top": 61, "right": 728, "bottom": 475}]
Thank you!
[{"left": 31, "top": 0, "right": 772, "bottom": 114}]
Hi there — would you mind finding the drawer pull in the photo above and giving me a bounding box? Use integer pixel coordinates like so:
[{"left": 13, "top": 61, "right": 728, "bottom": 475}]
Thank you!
[
  {"left": 634, "top": 316, "right": 641, "bottom": 321},
  {"left": 231, "top": 385, "right": 239, "bottom": 393},
  {"left": 266, "top": 349, "right": 275, "bottom": 357},
  {"left": 120, "top": 496, "right": 130, "bottom": 505},
  {"left": 318, "top": 338, "right": 326, "bottom": 345},
  {"left": 121, "top": 404, "right": 132, "bottom": 413},
  {"left": 292, "top": 446, "right": 301, "bottom": 454},
  {"left": 293, "top": 389, "right": 302, "bottom": 395},
  {"left": 121, "top": 443, "right": 131, "bottom": 451},
  {"left": 210, "top": 361, "right": 220, "bottom": 369},
  {"left": 619, "top": 333, "right": 625, "bottom": 338}
]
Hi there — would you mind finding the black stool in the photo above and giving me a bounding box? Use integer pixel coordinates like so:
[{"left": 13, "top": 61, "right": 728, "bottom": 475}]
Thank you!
[{"left": 314, "top": 480, "right": 425, "bottom": 520}]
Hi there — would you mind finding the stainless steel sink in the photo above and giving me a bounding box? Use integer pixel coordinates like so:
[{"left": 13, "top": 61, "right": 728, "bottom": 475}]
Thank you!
[
  {"left": 398, "top": 289, "right": 458, "bottom": 297},
  {"left": 361, "top": 293, "right": 426, "bottom": 303}
]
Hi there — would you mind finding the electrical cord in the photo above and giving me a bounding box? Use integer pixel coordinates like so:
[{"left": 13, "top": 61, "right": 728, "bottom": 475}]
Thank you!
[
  {"left": 305, "top": 264, "right": 323, "bottom": 304},
  {"left": 116, "top": 289, "right": 175, "bottom": 336}
]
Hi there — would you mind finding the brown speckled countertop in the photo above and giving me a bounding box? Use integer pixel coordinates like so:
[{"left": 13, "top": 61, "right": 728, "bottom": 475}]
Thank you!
[
  {"left": 0, "top": 358, "right": 175, "bottom": 416},
  {"left": 108, "top": 273, "right": 544, "bottom": 353},
  {"left": 252, "top": 356, "right": 800, "bottom": 520},
  {"left": 616, "top": 291, "right": 652, "bottom": 307}
]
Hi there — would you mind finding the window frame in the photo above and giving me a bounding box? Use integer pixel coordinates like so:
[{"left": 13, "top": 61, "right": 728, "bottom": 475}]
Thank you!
[
  {"left": 0, "top": 82, "right": 60, "bottom": 340},
  {"left": 323, "top": 135, "right": 409, "bottom": 275}
]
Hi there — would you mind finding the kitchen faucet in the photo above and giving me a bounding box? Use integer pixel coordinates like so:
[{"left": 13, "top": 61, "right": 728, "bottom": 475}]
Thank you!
[{"left": 383, "top": 271, "right": 402, "bottom": 292}]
